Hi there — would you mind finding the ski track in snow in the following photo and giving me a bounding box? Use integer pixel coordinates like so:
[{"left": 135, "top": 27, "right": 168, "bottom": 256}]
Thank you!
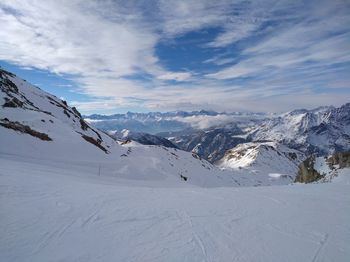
[
  {"left": 1, "top": 155, "right": 350, "bottom": 262},
  {"left": 311, "top": 233, "right": 329, "bottom": 262}
]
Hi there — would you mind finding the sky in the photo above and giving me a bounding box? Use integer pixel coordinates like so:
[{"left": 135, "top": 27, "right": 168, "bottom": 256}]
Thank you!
[{"left": 0, "top": 0, "right": 349, "bottom": 114}]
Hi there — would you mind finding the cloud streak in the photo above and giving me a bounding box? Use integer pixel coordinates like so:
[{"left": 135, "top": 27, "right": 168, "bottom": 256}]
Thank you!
[{"left": 0, "top": 0, "right": 349, "bottom": 114}]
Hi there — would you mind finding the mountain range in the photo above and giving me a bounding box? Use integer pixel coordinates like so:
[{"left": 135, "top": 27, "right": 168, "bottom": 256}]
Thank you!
[
  {"left": 86, "top": 102, "right": 350, "bottom": 165},
  {"left": 1, "top": 68, "right": 293, "bottom": 187},
  {"left": 1, "top": 67, "right": 349, "bottom": 184}
]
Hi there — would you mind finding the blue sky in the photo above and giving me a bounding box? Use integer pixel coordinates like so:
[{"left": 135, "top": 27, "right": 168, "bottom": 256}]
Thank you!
[{"left": 0, "top": 0, "right": 349, "bottom": 114}]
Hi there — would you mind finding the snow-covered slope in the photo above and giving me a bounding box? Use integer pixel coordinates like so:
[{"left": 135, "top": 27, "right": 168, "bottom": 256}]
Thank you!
[
  {"left": 0, "top": 69, "right": 123, "bottom": 160},
  {"left": 1, "top": 154, "right": 349, "bottom": 262},
  {"left": 1, "top": 68, "right": 276, "bottom": 187},
  {"left": 218, "top": 142, "right": 305, "bottom": 184}
]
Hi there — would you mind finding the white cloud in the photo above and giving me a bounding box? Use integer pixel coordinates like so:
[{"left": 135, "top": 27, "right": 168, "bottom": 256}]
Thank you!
[
  {"left": 205, "top": 0, "right": 350, "bottom": 86},
  {"left": 0, "top": 1, "right": 156, "bottom": 75},
  {"left": 206, "top": 64, "right": 256, "bottom": 79},
  {"left": 0, "top": 0, "right": 349, "bottom": 114},
  {"left": 157, "top": 0, "right": 233, "bottom": 37},
  {"left": 204, "top": 56, "right": 236, "bottom": 66},
  {"left": 172, "top": 115, "right": 237, "bottom": 129},
  {"left": 157, "top": 72, "right": 192, "bottom": 81}
]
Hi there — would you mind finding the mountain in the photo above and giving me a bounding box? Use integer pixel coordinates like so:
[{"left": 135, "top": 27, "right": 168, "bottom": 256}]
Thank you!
[
  {"left": 218, "top": 142, "right": 305, "bottom": 184},
  {"left": 84, "top": 110, "right": 221, "bottom": 134},
  {"left": 85, "top": 114, "right": 190, "bottom": 134},
  {"left": 110, "top": 129, "right": 179, "bottom": 149},
  {"left": 86, "top": 103, "right": 349, "bottom": 165},
  {"left": 1, "top": 68, "right": 276, "bottom": 187},
  {"left": 248, "top": 104, "right": 350, "bottom": 155},
  {"left": 85, "top": 110, "right": 269, "bottom": 134},
  {"left": 163, "top": 124, "right": 247, "bottom": 163}
]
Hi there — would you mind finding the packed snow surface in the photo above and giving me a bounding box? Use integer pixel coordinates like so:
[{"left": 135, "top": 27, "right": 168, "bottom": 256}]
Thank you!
[{"left": 1, "top": 154, "right": 349, "bottom": 262}]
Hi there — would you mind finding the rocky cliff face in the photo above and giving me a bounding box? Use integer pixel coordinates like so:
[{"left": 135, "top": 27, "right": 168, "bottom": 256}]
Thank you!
[
  {"left": 167, "top": 125, "right": 246, "bottom": 163},
  {"left": 295, "top": 156, "right": 324, "bottom": 183},
  {"left": 295, "top": 151, "right": 350, "bottom": 183},
  {"left": 327, "top": 152, "right": 350, "bottom": 168}
]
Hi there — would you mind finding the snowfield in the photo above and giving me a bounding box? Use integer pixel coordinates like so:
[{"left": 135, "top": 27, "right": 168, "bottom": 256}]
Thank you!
[{"left": 1, "top": 154, "right": 349, "bottom": 262}]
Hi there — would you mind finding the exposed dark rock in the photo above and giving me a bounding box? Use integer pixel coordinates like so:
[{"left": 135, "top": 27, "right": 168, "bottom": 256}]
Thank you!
[
  {"left": 3, "top": 97, "right": 24, "bottom": 108},
  {"left": 327, "top": 152, "right": 350, "bottom": 169},
  {"left": 80, "top": 119, "right": 89, "bottom": 131},
  {"left": 180, "top": 174, "right": 188, "bottom": 181},
  {"left": 63, "top": 110, "right": 70, "bottom": 118},
  {"left": 295, "top": 156, "right": 324, "bottom": 183},
  {"left": 289, "top": 152, "right": 298, "bottom": 160},
  {"left": 113, "top": 131, "right": 178, "bottom": 149},
  {"left": 295, "top": 151, "right": 350, "bottom": 183},
  {"left": 0, "top": 118, "right": 52, "bottom": 141},
  {"left": 81, "top": 134, "right": 109, "bottom": 154},
  {"left": 167, "top": 126, "right": 246, "bottom": 163},
  {"left": 72, "top": 107, "right": 82, "bottom": 118},
  {"left": 120, "top": 139, "right": 132, "bottom": 145}
]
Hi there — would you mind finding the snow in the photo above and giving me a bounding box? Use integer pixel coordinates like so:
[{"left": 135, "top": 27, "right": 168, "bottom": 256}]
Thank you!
[
  {"left": 1, "top": 155, "right": 350, "bottom": 262},
  {"left": 314, "top": 157, "right": 332, "bottom": 175},
  {"left": 268, "top": 173, "right": 286, "bottom": 179},
  {"left": 218, "top": 142, "right": 304, "bottom": 184}
]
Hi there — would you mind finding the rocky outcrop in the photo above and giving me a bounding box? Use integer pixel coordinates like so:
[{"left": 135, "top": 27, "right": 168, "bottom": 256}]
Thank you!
[
  {"left": 0, "top": 118, "right": 52, "bottom": 141},
  {"left": 295, "top": 156, "right": 324, "bottom": 183},
  {"left": 327, "top": 152, "right": 350, "bottom": 168},
  {"left": 168, "top": 126, "right": 246, "bottom": 163},
  {"left": 295, "top": 152, "right": 350, "bottom": 183}
]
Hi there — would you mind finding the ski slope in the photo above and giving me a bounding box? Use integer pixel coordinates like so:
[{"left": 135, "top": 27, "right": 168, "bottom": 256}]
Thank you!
[{"left": 1, "top": 154, "right": 349, "bottom": 262}]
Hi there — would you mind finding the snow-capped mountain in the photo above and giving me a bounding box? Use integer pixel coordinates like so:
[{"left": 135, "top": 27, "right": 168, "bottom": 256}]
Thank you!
[
  {"left": 218, "top": 142, "right": 305, "bottom": 184},
  {"left": 163, "top": 124, "right": 247, "bottom": 163},
  {"left": 85, "top": 113, "right": 190, "bottom": 134},
  {"left": 110, "top": 129, "right": 178, "bottom": 149},
  {"left": 86, "top": 103, "right": 349, "bottom": 165},
  {"left": 85, "top": 110, "right": 268, "bottom": 134},
  {"left": 248, "top": 104, "right": 350, "bottom": 155},
  {"left": 84, "top": 110, "right": 222, "bottom": 134}
]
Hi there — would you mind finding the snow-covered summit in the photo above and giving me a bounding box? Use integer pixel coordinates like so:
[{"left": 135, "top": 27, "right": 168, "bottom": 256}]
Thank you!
[
  {"left": 248, "top": 104, "right": 350, "bottom": 155},
  {"left": 218, "top": 142, "right": 305, "bottom": 184}
]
